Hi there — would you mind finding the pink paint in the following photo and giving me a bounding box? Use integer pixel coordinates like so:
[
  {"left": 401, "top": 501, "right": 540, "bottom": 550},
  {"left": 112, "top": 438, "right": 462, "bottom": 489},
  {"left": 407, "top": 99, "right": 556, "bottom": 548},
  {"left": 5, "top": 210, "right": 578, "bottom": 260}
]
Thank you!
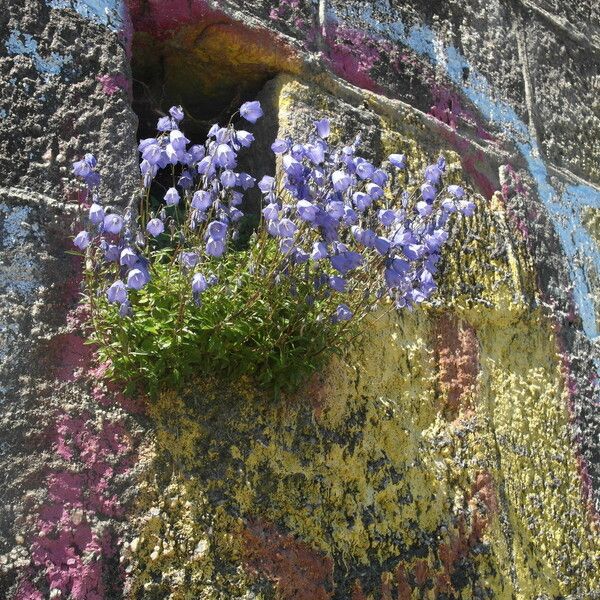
[
  {"left": 126, "top": 0, "right": 231, "bottom": 38},
  {"left": 19, "top": 251, "right": 141, "bottom": 598},
  {"left": 429, "top": 83, "right": 495, "bottom": 142},
  {"left": 24, "top": 412, "right": 134, "bottom": 599},
  {"left": 324, "top": 24, "right": 386, "bottom": 93},
  {"left": 97, "top": 74, "right": 131, "bottom": 97}
]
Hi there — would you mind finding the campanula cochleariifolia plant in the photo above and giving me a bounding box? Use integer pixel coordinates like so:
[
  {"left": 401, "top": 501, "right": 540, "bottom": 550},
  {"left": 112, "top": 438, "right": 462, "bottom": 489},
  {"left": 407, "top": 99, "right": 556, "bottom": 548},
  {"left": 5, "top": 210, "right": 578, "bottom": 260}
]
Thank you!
[{"left": 71, "top": 101, "right": 475, "bottom": 398}]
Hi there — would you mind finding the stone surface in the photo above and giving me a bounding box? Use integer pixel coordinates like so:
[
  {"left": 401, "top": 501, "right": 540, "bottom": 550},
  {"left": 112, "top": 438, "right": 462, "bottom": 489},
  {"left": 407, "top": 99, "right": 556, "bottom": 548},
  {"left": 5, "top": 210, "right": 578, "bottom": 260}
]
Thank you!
[{"left": 0, "top": 0, "right": 598, "bottom": 598}]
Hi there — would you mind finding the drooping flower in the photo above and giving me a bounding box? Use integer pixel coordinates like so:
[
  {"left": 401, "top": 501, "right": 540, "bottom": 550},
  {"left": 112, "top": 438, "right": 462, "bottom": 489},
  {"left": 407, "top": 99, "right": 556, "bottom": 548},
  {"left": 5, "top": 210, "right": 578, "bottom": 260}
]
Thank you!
[
  {"left": 103, "top": 214, "right": 124, "bottom": 235},
  {"left": 214, "top": 143, "right": 236, "bottom": 169},
  {"left": 329, "top": 276, "right": 347, "bottom": 293},
  {"left": 277, "top": 218, "right": 297, "bottom": 238},
  {"left": 146, "top": 218, "right": 164, "bottom": 237},
  {"left": 332, "top": 170, "right": 352, "bottom": 192},
  {"left": 236, "top": 131, "right": 255, "bottom": 148},
  {"left": 89, "top": 203, "right": 105, "bottom": 225},
  {"left": 220, "top": 170, "right": 237, "bottom": 188},
  {"left": 424, "top": 164, "right": 442, "bottom": 185},
  {"left": 107, "top": 280, "right": 127, "bottom": 304},
  {"left": 206, "top": 237, "right": 225, "bottom": 257},
  {"left": 296, "top": 200, "right": 318, "bottom": 223},
  {"left": 120, "top": 247, "right": 138, "bottom": 267},
  {"left": 207, "top": 220, "right": 228, "bottom": 241},
  {"left": 73, "top": 230, "right": 91, "bottom": 250},
  {"left": 447, "top": 184, "right": 464, "bottom": 198},
  {"left": 179, "top": 251, "right": 199, "bottom": 268},
  {"left": 314, "top": 118, "right": 330, "bottom": 138},
  {"left": 271, "top": 139, "right": 289, "bottom": 153},
  {"left": 192, "top": 273, "right": 207, "bottom": 294},
  {"left": 310, "top": 241, "right": 328, "bottom": 261},
  {"left": 164, "top": 187, "right": 180, "bottom": 206},
  {"left": 239, "top": 100, "right": 263, "bottom": 123},
  {"left": 170, "top": 129, "right": 189, "bottom": 152},
  {"left": 334, "top": 303, "right": 353, "bottom": 322},
  {"left": 191, "top": 190, "right": 212, "bottom": 211},
  {"left": 388, "top": 153, "right": 406, "bottom": 168},
  {"left": 420, "top": 183, "right": 436, "bottom": 202},
  {"left": 127, "top": 268, "right": 149, "bottom": 290},
  {"left": 169, "top": 105, "right": 184, "bottom": 122}
]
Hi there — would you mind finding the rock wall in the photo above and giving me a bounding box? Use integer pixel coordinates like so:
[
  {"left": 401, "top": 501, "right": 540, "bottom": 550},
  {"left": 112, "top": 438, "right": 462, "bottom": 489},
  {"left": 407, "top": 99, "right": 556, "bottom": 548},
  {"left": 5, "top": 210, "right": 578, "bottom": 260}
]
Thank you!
[{"left": 0, "top": 1, "right": 598, "bottom": 598}]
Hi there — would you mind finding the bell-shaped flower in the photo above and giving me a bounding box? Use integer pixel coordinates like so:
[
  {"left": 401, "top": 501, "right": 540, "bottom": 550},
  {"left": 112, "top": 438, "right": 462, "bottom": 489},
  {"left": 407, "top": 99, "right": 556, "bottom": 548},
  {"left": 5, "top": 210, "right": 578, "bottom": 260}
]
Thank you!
[
  {"left": 190, "top": 190, "right": 210, "bottom": 211},
  {"left": 421, "top": 183, "right": 436, "bottom": 202},
  {"left": 170, "top": 129, "right": 189, "bottom": 152},
  {"left": 354, "top": 158, "right": 374, "bottom": 180},
  {"left": 189, "top": 144, "right": 205, "bottom": 162},
  {"left": 366, "top": 182, "right": 384, "bottom": 199},
  {"left": 262, "top": 203, "right": 279, "bottom": 221},
  {"left": 146, "top": 218, "right": 164, "bottom": 237},
  {"left": 403, "top": 243, "right": 424, "bottom": 261},
  {"left": 343, "top": 207, "right": 357, "bottom": 225},
  {"left": 157, "top": 116, "right": 176, "bottom": 132},
  {"left": 240, "top": 100, "right": 263, "bottom": 123},
  {"left": 424, "top": 164, "right": 442, "bottom": 185},
  {"left": 353, "top": 192, "right": 371, "bottom": 212},
  {"left": 277, "top": 218, "right": 297, "bottom": 238},
  {"left": 441, "top": 198, "right": 457, "bottom": 213},
  {"left": 72, "top": 159, "right": 91, "bottom": 178},
  {"left": 378, "top": 209, "right": 396, "bottom": 226},
  {"left": 447, "top": 184, "right": 465, "bottom": 198},
  {"left": 192, "top": 273, "right": 207, "bottom": 294},
  {"left": 220, "top": 170, "right": 237, "bottom": 188},
  {"left": 279, "top": 237, "right": 295, "bottom": 255},
  {"left": 374, "top": 236, "right": 391, "bottom": 255},
  {"left": 127, "top": 268, "right": 149, "bottom": 290},
  {"left": 271, "top": 139, "right": 289, "bottom": 153},
  {"left": 236, "top": 130, "right": 255, "bottom": 148},
  {"left": 314, "top": 118, "right": 330, "bottom": 138},
  {"left": 310, "top": 241, "right": 328, "bottom": 261},
  {"left": 89, "top": 203, "right": 104, "bottom": 225},
  {"left": 296, "top": 200, "right": 317, "bottom": 223},
  {"left": 107, "top": 280, "right": 127, "bottom": 304},
  {"left": 332, "top": 170, "right": 352, "bottom": 192},
  {"left": 458, "top": 199, "right": 475, "bottom": 216},
  {"left": 206, "top": 237, "right": 225, "bottom": 257},
  {"left": 237, "top": 173, "right": 255, "bottom": 190},
  {"left": 214, "top": 144, "right": 236, "bottom": 169},
  {"left": 388, "top": 153, "right": 406, "bottom": 169},
  {"left": 283, "top": 155, "right": 303, "bottom": 179},
  {"left": 416, "top": 200, "right": 432, "bottom": 217},
  {"left": 305, "top": 144, "right": 324, "bottom": 165},
  {"left": 142, "top": 143, "right": 162, "bottom": 165},
  {"left": 329, "top": 276, "right": 347, "bottom": 293},
  {"left": 103, "top": 214, "right": 124, "bottom": 235},
  {"left": 326, "top": 200, "right": 345, "bottom": 219},
  {"left": 120, "top": 247, "right": 138, "bottom": 267},
  {"left": 230, "top": 207, "right": 244, "bottom": 222},
  {"left": 179, "top": 251, "right": 199, "bottom": 268},
  {"left": 258, "top": 175, "right": 275, "bottom": 194},
  {"left": 371, "top": 169, "right": 388, "bottom": 187},
  {"left": 163, "top": 187, "right": 179, "bottom": 207},
  {"left": 207, "top": 220, "right": 227, "bottom": 241},
  {"left": 73, "top": 230, "right": 91, "bottom": 250},
  {"left": 169, "top": 105, "right": 184, "bottom": 121},
  {"left": 294, "top": 248, "right": 309, "bottom": 264},
  {"left": 334, "top": 303, "right": 353, "bottom": 322}
]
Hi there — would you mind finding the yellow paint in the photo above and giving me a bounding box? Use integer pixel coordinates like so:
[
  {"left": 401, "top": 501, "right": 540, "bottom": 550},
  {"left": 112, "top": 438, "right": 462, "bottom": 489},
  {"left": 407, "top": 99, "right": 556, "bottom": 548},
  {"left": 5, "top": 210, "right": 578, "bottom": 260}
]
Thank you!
[{"left": 125, "top": 76, "right": 600, "bottom": 599}]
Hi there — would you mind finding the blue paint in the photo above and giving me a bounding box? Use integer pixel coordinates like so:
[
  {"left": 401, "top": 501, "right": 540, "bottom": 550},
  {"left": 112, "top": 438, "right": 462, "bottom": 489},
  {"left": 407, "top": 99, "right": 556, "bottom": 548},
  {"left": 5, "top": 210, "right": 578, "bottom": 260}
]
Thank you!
[
  {"left": 6, "top": 30, "right": 70, "bottom": 78},
  {"left": 47, "top": 0, "right": 124, "bottom": 31},
  {"left": 333, "top": 1, "right": 600, "bottom": 345}
]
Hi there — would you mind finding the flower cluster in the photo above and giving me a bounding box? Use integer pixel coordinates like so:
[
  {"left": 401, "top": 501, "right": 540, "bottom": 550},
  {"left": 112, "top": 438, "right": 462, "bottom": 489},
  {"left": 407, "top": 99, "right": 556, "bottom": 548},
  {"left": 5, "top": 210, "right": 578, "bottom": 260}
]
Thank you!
[{"left": 70, "top": 100, "right": 474, "bottom": 393}]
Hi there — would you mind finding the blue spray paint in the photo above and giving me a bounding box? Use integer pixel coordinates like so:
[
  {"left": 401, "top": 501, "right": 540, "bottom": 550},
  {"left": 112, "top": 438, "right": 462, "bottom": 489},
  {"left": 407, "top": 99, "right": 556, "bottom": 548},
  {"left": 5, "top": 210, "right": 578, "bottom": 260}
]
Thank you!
[
  {"left": 6, "top": 31, "right": 70, "bottom": 78},
  {"left": 333, "top": 2, "right": 600, "bottom": 344},
  {"left": 46, "top": 0, "right": 124, "bottom": 31}
]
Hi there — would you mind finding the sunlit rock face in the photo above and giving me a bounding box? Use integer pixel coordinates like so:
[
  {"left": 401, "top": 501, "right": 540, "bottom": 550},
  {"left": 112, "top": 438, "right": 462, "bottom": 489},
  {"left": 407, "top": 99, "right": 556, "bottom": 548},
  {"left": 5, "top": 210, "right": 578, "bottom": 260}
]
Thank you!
[{"left": 0, "top": 1, "right": 598, "bottom": 599}]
